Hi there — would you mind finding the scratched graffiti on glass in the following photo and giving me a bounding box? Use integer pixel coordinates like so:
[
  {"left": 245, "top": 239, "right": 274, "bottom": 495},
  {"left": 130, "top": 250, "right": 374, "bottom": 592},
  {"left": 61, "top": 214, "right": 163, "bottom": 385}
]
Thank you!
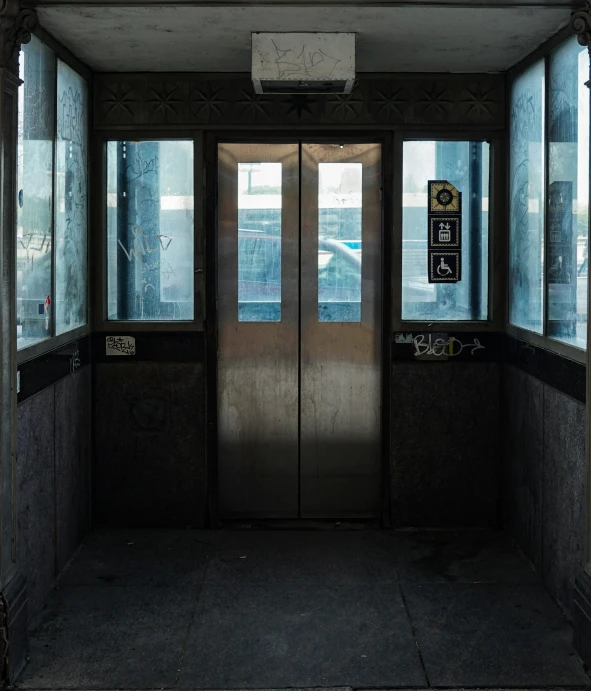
[
  {"left": 106, "top": 140, "right": 194, "bottom": 321},
  {"left": 56, "top": 60, "right": 89, "bottom": 335}
]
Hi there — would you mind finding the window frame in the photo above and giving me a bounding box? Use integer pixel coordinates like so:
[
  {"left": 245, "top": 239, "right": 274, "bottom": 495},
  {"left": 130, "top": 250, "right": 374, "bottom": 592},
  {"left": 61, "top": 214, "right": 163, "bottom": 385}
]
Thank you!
[
  {"left": 506, "top": 26, "right": 590, "bottom": 366},
  {"left": 93, "top": 131, "right": 203, "bottom": 332},
  {"left": 394, "top": 130, "right": 504, "bottom": 333},
  {"left": 16, "top": 29, "right": 91, "bottom": 366}
]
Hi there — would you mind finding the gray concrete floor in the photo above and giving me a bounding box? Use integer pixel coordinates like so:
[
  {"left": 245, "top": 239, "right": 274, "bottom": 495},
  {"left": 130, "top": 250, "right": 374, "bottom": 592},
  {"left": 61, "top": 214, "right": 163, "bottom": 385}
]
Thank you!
[{"left": 16, "top": 528, "right": 591, "bottom": 689}]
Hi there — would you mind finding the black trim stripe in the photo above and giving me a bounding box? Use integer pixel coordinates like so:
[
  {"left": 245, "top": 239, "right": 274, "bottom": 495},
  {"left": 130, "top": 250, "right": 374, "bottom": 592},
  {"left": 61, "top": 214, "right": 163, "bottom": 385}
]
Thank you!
[
  {"left": 17, "top": 336, "right": 91, "bottom": 404},
  {"left": 503, "top": 333, "right": 585, "bottom": 404}
]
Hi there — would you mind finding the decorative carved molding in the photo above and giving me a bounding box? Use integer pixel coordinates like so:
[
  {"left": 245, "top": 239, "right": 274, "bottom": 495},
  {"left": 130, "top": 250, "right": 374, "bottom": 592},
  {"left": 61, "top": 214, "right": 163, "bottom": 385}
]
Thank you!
[
  {"left": 94, "top": 73, "right": 505, "bottom": 130},
  {"left": 571, "top": 1, "right": 591, "bottom": 88},
  {"left": 0, "top": 2, "right": 37, "bottom": 75},
  {"left": 572, "top": 0, "right": 591, "bottom": 47}
]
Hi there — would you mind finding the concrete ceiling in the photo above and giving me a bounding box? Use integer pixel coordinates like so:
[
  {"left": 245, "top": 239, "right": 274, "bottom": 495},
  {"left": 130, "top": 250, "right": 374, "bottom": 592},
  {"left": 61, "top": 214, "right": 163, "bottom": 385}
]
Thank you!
[{"left": 36, "top": 4, "right": 572, "bottom": 73}]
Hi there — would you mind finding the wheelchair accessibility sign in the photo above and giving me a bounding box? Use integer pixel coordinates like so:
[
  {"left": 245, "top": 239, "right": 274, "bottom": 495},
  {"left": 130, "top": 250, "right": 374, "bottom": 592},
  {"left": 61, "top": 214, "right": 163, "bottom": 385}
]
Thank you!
[{"left": 429, "top": 252, "right": 461, "bottom": 283}]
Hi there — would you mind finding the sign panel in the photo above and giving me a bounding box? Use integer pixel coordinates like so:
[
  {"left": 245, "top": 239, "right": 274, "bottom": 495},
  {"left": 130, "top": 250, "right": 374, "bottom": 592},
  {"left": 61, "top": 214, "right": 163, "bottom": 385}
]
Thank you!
[
  {"left": 427, "top": 180, "right": 462, "bottom": 283},
  {"left": 429, "top": 180, "right": 461, "bottom": 214},
  {"left": 429, "top": 251, "right": 461, "bottom": 282},
  {"left": 429, "top": 216, "right": 461, "bottom": 249}
]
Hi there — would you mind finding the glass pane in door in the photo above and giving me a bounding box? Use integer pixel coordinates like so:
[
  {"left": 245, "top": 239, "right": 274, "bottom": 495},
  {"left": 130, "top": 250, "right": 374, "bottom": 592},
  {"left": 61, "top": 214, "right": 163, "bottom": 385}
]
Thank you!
[
  {"left": 238, "top": 162, "right": 282, "bottom": 322},
  {"left": 318, "top": 162, "right": 362, "bottom": 322}
]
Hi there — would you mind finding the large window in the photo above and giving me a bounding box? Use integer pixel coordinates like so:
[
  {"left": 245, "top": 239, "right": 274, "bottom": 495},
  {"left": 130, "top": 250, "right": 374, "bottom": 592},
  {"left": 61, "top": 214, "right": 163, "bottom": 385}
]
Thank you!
[
  {"left": 401, "top": 140, "right": 490, "bottom": 321},
  {"left": 55, "top": 61, "right": 88, "bottom": 335},
  {"left": 509, "top": 37, "right": 590, "bottom": 351},
  {"left": 509, "top": 61, "right": 545, "bottom": 334},
  {"left": 17, "top": 37, "right": 89, "bottom": 351},
  {"left": 106, "top": 141, "right": 194, "bottom": 321},
  {"left": 547, "top": 38, "right": 589, "bottom": 348}
]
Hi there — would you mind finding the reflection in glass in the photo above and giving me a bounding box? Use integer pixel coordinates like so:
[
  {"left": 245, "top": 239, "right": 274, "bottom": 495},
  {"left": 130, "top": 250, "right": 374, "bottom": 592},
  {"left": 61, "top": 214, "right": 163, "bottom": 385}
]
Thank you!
[
  {"left": 17, "top": 36, "right": 55, "bottom": 350},
  {"left": 509, "top": 60, "right": 545, "bottom": 334},
  {"left": 55, "top": 60, "right": 88, "bottom": 335},
  {"left": 547, "top": 37, "right": 589, "bottom": 349},
  {"left": 318, "top": 162, "right": 362, "bottom": 322},
  {"left": 107, "top": 141, "right": 194, "bottom": 320},
  {"left": 401, "top": 141, "right": 489, "bottom": 321},
  {"left": 238, "top": 162, "right": 282, "bottom": 322}
]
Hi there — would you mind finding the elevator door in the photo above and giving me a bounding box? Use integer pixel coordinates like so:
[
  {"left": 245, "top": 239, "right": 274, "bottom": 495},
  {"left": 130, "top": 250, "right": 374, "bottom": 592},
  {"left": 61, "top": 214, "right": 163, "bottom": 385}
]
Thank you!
[{"left": 217, "top": 142, "right": 382, "bottom": 519}]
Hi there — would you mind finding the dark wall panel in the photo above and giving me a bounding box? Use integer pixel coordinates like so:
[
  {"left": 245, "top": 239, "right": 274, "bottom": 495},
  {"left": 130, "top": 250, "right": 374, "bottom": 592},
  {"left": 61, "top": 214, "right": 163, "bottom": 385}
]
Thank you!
[
  {"left": 502, "top": 364, "right": 586, "bottom": 618},
  {"left": 543, "top": 384, "right": 587, "bottom": 615},
  {"left": 93, "top": 362, "right": 206, "bottom": 528},
  {"left": 17, "top": 368, "right": 92, "bottom": 622},
  {"left": 17, "top": 387, "right": 55, "bottom": 619},
  {"left": 390, "top": 362, "right": 501, "bottom": 528},
  {"left": 501, "top": 365, "right": 544, "bottom": 573},
  {"left": 55, "top": 368, "right": 92, "bottom": 574}
]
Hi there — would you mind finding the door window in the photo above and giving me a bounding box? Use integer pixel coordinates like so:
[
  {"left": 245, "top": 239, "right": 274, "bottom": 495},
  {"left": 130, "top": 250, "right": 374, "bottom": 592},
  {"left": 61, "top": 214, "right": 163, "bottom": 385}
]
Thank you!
[
  {"left": 238, "top": 162, "right": 282, "bottom": 322},
  {"left": 318, "top": 162, "right": 362, "bottom": 322}
]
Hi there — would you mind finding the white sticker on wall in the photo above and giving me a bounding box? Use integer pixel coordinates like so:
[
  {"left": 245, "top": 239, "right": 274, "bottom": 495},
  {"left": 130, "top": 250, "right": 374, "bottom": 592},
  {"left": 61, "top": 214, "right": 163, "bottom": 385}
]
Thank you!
[
  {"left": 16, "top": 370, "right": 20, "bottom": 394},
  {"left": 106, "top": 336, "right": 136, "bottom": 356}
]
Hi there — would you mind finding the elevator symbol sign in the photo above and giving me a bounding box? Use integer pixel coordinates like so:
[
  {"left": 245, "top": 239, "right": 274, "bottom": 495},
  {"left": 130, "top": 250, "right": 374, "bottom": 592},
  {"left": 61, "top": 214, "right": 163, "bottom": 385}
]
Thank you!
[
  {"left": 427, "top": 180, "right": 462, "bottom": 283},
  {"left": 429, "top": 217, "right": 461, "bottom": 248}
]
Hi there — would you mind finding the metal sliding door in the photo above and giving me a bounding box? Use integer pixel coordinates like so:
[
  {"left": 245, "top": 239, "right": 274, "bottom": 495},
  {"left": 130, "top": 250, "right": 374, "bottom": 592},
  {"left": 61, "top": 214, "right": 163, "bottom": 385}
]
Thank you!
[
  {"left": 217, "top": 141, "right": 382, "bottom": 519},
  {"left": 217, "top": 143, "right": 300, "bottom": 518},
  {"left": 300, "top": 143, "right": 382, "bottom": 517}
]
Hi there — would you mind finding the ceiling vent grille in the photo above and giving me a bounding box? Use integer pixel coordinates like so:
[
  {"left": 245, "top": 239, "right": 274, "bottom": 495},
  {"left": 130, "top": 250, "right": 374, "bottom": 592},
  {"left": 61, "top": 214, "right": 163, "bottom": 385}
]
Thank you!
[{"left": 252, "top": 32, "right": 355, "bottom": 95}]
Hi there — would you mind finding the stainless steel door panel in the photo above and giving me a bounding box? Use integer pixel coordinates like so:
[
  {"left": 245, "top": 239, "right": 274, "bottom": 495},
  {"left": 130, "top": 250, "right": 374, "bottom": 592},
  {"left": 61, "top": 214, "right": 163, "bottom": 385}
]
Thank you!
[
  {"left": 300, "top": 143, "right": 382, "bottom": 518},
  {"left": 217, "top": 143, "right": 300, "bottom": 518}
]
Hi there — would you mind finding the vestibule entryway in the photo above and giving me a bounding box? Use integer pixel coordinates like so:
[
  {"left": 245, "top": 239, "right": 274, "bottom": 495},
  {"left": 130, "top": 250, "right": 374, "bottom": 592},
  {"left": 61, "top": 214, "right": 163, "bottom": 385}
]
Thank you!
[
  {"left": 217, "top": 141, "right": 382, "bottom": 519},
  {"left": 4, "top": 0, "right": 591, "bottom": 687}
]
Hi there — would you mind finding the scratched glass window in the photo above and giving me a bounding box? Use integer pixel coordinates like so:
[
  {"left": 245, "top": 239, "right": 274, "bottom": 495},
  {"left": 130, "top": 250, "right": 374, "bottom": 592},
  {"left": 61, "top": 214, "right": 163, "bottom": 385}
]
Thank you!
[
  {"left": 509, "top": 60, "right": 545, "bottom": 334},
  {"left": 238, "top": 162, "right": 282, "bottom": 322},
  {"left": 401, "top": 141, "right": 490, "bottom": 321},
  {"left": 318, "top": 162, "right": 362, "bottom": 322},
  {"left": 16, "top": 36, "right": 55, "bottom": 350},
  {"left": 547, "top": 37, "right": 589, "bottom": 350},
  {"left": 107, "top": 140, "right": 194, "bottom": 321},
  {"left": 55, "top": 60, "right": 88, "bottom": 335}
]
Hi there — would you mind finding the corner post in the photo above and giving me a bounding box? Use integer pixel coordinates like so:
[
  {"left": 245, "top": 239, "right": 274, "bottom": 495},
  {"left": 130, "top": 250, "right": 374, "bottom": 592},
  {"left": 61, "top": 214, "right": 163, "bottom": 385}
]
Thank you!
[
  {"left": 571, "top": 0, "right": 591, "bottom": 673},
  {"left": 0, "top": 2, "right": 37, "bottom": 683}
]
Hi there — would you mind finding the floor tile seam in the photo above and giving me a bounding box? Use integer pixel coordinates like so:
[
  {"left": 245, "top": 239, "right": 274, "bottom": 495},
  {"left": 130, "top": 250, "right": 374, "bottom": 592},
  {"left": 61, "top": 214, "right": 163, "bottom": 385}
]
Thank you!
[
  {"left": 396, "top": 580, "right": 431, "bottom": 688},
  {"left": 174, "top": 536, "right": 217, "bottom": 688},
  {"left": 45, "top": 583, "right": 204, "bottom": 590},
  {"left": 197, "top": 580, "right": 407, "bottom": 592}
]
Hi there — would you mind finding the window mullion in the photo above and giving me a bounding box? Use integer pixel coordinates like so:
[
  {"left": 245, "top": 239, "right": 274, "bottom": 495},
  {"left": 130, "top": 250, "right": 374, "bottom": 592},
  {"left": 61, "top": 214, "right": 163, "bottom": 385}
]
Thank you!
[
  {"left": 51, "top": 50, "right": 57, "bottom": 339},
  {"left": 543, "top": 54, "right": 550, "bottom": 339}
]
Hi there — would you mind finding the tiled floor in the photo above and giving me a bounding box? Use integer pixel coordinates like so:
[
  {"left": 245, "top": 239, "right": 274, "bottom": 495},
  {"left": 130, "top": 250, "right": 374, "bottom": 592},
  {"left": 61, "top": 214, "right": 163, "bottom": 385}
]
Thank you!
[{"left": 16, "top": 528, "right": 591, "bottom": 689}]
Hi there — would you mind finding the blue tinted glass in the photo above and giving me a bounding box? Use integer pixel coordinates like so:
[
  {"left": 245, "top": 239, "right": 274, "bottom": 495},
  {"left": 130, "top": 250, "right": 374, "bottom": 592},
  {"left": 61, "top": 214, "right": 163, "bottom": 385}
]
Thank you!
[
  {"left": 17, "top": 36, "right": 55, "bottom": 350},
  {"left": 509, "top": 60, "right": 545, "bottom": 334},
  {"left": 55, "top": 60, "right": 88, "bottom": 335},
  {"left": 318, "top": 163, "right": 362, "bottom": 322},
  {"left": 547, "top": 37, "right": 589, "bottom": 349},
  {"left": 238, "top": 163, "right": 281, "bottom": 322},
  {"left": 401, "top": 141, "right": 490, "bottom": 321},
  {"left": 106, "top": 140, "right": 194, "bottom": 321}
]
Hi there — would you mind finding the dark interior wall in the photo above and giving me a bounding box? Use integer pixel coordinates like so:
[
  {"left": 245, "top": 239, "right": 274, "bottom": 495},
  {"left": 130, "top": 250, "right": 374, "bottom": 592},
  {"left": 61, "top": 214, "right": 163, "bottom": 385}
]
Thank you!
[
  {"left": 391, "top": 361, "right": 501, "bottom": 527},
  {"left": 16, "top": 366, "right": 91, "bottom": 621},
  {"left": 93, "top": 360, "right": 206, "bottom": 528},
  {"left": 502, "top": 355, "right": 586, "bottom": 619}
]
